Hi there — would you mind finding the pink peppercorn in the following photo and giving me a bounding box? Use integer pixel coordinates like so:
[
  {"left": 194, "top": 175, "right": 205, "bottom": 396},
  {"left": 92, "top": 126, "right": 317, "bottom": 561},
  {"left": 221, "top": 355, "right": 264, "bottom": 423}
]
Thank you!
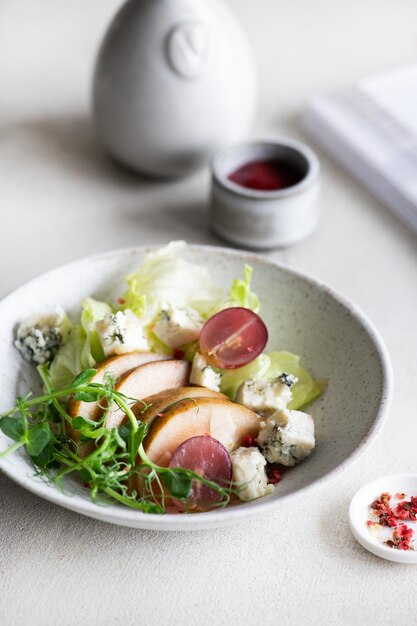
[
  {"left": 395, "top": 508, "right": 409, "bottom": 521},
  {"left": 242, "top": 435, "right": 256, "bottom": 448},
  {"left": 267, "top": 467, "right": 283, "bottom": 485},
  {"left": 392, "top": 524, "right": 414, "bottom": 550},
  {"left": 369, "top": 492, "right": 417, "bottom": 551}
]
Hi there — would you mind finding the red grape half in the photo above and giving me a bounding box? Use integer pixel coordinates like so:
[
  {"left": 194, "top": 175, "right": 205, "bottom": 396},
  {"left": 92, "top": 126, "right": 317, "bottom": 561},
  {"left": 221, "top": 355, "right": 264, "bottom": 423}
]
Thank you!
[
  {"left": 199, "top": 307, "right": 268, "bottom": 369},
  {"left": 168, "top": 435, "right": 232, "bottom": 511}
]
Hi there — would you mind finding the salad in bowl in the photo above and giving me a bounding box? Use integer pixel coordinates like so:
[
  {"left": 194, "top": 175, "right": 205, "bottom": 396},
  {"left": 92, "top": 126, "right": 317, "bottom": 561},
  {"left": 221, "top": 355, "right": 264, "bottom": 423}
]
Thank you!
[{"left": 0, "top": 242, "right": 325, "bottom": 515}]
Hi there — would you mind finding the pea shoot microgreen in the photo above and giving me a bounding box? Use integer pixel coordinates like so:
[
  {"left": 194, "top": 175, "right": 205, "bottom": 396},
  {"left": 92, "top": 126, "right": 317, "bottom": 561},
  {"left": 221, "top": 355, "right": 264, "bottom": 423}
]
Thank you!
[{"left": 0, "top": 365, "right": 241, "bottom": 514}]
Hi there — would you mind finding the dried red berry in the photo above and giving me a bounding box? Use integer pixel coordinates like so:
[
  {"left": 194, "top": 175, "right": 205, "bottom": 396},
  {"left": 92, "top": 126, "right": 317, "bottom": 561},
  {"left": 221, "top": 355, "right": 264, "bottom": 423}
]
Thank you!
[
  {"left": 173, "top": 349, "right": 185, "bottom": 360},
  {"left": 117, "top": 297, "right": 126, "bottom": 305},
  {"left": 242, "top": 435, "right": 256, "bottom": 448},
  {"left": 267, "top": 468, "right": 282, "bottom": 485},
  {"left": 392, "top": 524, "right": 413, "bottom": 548},
  {"left": 381, "top": 492, "right": 392, "bottom": 505},
  {"left": 395, "top": 508, "right": 409, "bottom": 521},
  {"left": 371, "top": 499, "right": 391, "bottom": 515},
  {"left": 379, "top": 514, "right": 398, "bottom": 527}
]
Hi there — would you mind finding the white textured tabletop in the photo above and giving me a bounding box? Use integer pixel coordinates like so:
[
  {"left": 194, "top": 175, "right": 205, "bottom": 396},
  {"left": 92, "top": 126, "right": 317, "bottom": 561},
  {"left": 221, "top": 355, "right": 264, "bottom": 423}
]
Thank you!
[{"left": 1, "top": 1, "right": 417, "bottom": 624}]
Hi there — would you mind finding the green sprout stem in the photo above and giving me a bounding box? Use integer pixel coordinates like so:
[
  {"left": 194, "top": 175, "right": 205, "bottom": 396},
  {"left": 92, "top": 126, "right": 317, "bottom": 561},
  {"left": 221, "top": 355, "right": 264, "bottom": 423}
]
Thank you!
[
  {"left": 0, "top": 367, "right": 242, "bottom": 514},
  {"left": 0, "top": 441, "right": 25, "bottom": 459},
  {"left": 37, "top": 365, "right": 73, "bottom": 425},
  {"left": 112, "top": 394, "right": 139, "bottom": 433}
]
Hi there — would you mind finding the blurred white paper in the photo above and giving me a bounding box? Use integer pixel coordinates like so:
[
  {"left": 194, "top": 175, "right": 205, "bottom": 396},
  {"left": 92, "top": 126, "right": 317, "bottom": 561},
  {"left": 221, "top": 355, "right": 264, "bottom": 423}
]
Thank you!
[{"left": 303, "top": 63, "right": 417, "bottom": 233}]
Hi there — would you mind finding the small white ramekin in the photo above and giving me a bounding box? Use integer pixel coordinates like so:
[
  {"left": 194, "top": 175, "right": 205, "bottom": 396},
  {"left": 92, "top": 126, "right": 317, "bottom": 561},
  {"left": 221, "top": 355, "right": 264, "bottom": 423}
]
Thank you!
[{"left": 209, "top": 138, "right": 321, "bottom": 249}]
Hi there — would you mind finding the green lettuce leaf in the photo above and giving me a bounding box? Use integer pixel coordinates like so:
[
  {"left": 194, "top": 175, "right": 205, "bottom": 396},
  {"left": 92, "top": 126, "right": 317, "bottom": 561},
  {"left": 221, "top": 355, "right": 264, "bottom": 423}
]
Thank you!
[
  {"left": 219, "top": 350, "right": 325, "bottom": 410},
  {"left": 80, "top": 297, "right": 112, "bottom": 367},
  {"left": 119, "top": 245, "right": 261, "bottom": 358},
  {"left": 49, "top": 298, "right": 112, "bottom": 390},
  {"left": 228, "top": 265, "right": 260, "bottom": 313},
  {"left": 47, "top": 243, "right": 324, "bottom": 413},
  {"left": 208, "top": 264, "right": 260, "bottom": 319},
  {"left": 219, "top": 354, "right": 271, "bottom": 399},
  {"left": 49, "top": 325, "right": 86, "bottom": 390},
  {"left": 264, "top": 351, "right": 326, "bottom": 410},
  {"left": 120, "top": 241, "right": 224, "bottom": 327}
]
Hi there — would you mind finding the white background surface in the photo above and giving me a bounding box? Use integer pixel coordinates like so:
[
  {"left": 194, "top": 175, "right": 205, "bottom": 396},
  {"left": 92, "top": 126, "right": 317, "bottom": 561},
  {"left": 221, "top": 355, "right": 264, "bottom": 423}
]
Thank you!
[{"left": 1, "top": 1, "right": 417, "bottom": 624}]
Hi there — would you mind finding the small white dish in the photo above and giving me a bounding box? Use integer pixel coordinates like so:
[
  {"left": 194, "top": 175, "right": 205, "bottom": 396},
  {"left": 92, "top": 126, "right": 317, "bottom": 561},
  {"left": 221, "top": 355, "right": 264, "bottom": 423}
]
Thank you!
[
  {"left": 210, "top": 138, "right": 321, "bottom": 249},
  {"left": 349, "top": 474, "right": 417, "bottom": 564},
  {"left": 0, "top": 244, "right": 392, "bottom": 530}
]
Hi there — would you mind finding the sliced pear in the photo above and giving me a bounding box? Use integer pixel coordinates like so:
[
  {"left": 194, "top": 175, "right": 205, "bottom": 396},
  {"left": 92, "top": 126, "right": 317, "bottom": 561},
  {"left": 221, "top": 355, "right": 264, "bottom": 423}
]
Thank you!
[
  {"left": 66, "top": 351, "right": 168, "bottom": 454},
  {"left": 105, "top": 360, "right": 191, "bottom": 429},
  {"left": 131, "top": 386, "right": 226, "bottom": 426},
  {"left": 143, "top": 397, "right": 260, "bottom": 466},
  {"left": 67, "top": 351, "right": 169, "bottom": 422}
]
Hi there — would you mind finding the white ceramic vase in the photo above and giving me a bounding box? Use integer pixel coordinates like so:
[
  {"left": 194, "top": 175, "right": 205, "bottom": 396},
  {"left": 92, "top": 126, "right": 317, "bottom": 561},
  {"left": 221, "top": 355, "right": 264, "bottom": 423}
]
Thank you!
[{"left": 92, "top": 0, "right": 257, "bottom": 178}]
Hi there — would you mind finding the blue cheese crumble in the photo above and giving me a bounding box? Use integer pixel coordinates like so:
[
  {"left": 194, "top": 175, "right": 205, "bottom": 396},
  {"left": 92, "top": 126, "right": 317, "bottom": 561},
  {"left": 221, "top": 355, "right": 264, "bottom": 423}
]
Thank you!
[
  {"left": 96, "top": 309, "right": 148, "bottom": 356},
  {"left": 235, "top": 377, "right": 294, "bottom": 415},
  {"left": 256, "top": 408, "right": 315, "bottom": 466},
  {"left": 230, "top": 447, "right": 274, "bottom": 501},
  {"left": 277, "top": 373, "right": 298, "bottom": 388},
  {"left": 15, "top": 306, "right": 71, "bottom": 365},
  {"left": 190, "top": 353, "right": 221, "bottom": 392},
  {"left": 152, "top": 306, "right": 204, "bottom": 349}
]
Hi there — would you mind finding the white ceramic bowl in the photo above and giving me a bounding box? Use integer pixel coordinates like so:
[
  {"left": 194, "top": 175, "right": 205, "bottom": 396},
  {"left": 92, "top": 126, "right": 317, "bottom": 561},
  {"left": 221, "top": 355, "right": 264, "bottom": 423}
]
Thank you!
[{"left": 0, "top": 245, "right": 393, "bottom": 530}]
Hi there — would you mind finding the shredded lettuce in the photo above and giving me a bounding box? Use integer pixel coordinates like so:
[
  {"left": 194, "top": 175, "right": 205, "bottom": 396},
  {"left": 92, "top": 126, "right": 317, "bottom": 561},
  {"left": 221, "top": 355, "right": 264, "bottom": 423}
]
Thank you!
[
  {"left": 119, "top": 244, "right": 261, "bottom": 358},
  {"left": 80, "top": 298, "right": 112, "bottom": 367},
  {"left": 49, "top": 298, "right": 112, "bottom": 390},
  {"left": 208, "top": 264, "right": 260, "bottom": 319},
  {"left": 121, "top": 242, "right": 224, "bottom": 324},
  {"left": 119, "top": 246, "right": 324, "bottom": 409},
  {"left": 264, "top": 351, "right": 326, "bottom": 409},
  {"left": 219, "top": 354, "right": 271, "bottom": 399},
  {"left": 49, "top": 325, "right": 86, "bottom": 390},
  {"left": 228, "top": 265, "right": 260, "bottom": 313},
  {"left": 219, "top": 350, "right": 324, "bottom": 410},
  {"left": 47, "top": 244, "right": 325, "bottom": 409}
]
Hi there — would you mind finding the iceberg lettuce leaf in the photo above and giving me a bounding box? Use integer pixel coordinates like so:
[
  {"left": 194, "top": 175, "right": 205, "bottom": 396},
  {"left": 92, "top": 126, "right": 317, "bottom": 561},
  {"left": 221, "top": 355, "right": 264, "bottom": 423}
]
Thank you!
[
  {"left": 48, "top": 299, "right": 112, "bottom": 390},
  {"left": 265, "top": 351, "right": 325, "bottom": 409},
  {"left": 228, "top": 265, "right": 260, "bottom": 313},
  {"left": 120, "top": 241, "right": 224, "bottom": 329},
  {"left": 219, "top": 354, "right": 271, "bottom": 399},
  {"left": 208, "top": 264, "right": 261, "bottom": 318},
  {"left": 80, "top": 297, "right": 112, "bottom": 367},
  {"left": 219, "top": 350, "right": 325, "bottom": 410},
  {"left": 48, "top": 325, "right": 86, "bottom": 390}
]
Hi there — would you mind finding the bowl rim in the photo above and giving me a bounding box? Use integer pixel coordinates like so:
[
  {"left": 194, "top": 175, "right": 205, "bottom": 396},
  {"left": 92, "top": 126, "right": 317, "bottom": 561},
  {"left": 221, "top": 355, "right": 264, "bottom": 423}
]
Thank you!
[{"left": 0, "top": 243, "right": 393, "bottom": 530}]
